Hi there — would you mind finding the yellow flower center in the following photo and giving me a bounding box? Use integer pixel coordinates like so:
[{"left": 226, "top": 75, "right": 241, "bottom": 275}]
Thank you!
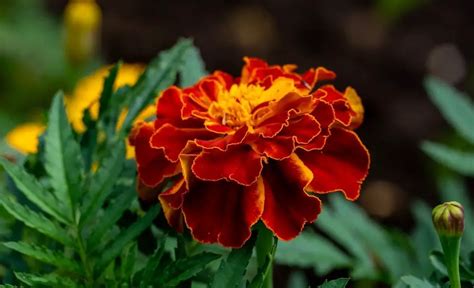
[{"left": 207, "top": 77, "right": 299, "bottom": 129}]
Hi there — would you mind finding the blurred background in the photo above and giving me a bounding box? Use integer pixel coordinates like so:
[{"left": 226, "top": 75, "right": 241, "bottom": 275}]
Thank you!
[{"left": 1, "top": 0, "right": 473, "bottom": 285}]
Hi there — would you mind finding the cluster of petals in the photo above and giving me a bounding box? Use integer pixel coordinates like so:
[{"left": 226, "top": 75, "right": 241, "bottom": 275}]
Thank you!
[{"left": 130, "top": 57, "right": 370, "bottom": 247}]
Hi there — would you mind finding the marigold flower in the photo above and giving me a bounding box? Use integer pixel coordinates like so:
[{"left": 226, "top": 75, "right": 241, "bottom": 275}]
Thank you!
[
  {"left": 131, "top": 57, "right": 370, "bottom": 247},
  {"left": 5, "top": 123, "right": 46, "bottom": 154}
]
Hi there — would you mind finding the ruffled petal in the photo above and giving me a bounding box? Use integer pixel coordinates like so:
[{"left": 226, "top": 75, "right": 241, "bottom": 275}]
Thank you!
[
  {"left": 318, "top": 85, "right": 354, "bottom": 126},
  {"left": 159, "top": 177, "right": 187, "bottom": 233},
  {"left": 131, "top": 123, "right": 180, "bottom": 187},
  {"left": 150, "top": 124, "right": 216, "bottom": 162},
  {"left": 251, "top": 136, "right": 295, "bottom": 160},
  {"left": 159, "top": 177, "right": 187, "bottom": 209},
  {"left": 301, "top": 67, "right": 336, "bottom": 89},
  {"left": 300, "top": 100, "right": 336, "bottom": 151},
  {"left": 297, "top": 128, "right": 370, "bottom": 200},
  {"left": 241, "top": 57, "right": 268, "bottom": 84},
  {"left": 182, "top": 178, "right": 264, "bottom": 248},
  {"left": 261, "top": 154, "right": 321, "bottom": 240},
  {"left": 253, "top": 93, "right": 314, "bottom": 137},
  {"left": 344, "top": 87, "right": 364, "bottom": 129},
  {"left": 195, "top": 126, "right": 248, "bottom": 151},
  {"left": 280, "top": 114, "right": 321, "bottom": 144},
  {"left": 192, "top": 144, "right": 263, "bottom": 185}
]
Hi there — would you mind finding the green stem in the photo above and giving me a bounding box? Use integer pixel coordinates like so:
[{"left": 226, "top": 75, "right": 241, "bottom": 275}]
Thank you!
[
  {"left": 76, "top": 227, "right": 94, "bottom": 285},
  {"left": 439, "top": 235, "right": 462, "bottom": 288},
  {"left": 256, "top": 224, "right": 276, "bottom": 288}
]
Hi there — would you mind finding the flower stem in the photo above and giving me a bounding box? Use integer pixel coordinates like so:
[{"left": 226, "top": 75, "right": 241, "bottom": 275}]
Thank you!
[
  {"left": 256, "top": 224, "right": 276, "bottom": 288},
  {"left": 439, "top": 235, "right": 462, "bottom": 288}
]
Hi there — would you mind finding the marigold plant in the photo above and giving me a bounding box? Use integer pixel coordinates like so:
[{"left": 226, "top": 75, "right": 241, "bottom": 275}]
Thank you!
[
  {"left": 6, "top": 63, "right": 153, "bottom": 158},
  {"left": 131, "top": 57, "right": 370, "bottom": 247}
]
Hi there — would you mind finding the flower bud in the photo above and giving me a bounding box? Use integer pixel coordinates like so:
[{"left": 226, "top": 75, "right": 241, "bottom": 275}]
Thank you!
[
  {"left": 432, "top": 201, "right": 464, "bottom": 237},
  {"left": 64, "top": 0, "right": 101, "bottom": 65}
]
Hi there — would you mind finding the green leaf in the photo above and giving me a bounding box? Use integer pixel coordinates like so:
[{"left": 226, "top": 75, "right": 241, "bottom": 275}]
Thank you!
[
  {"left": 44, "top": 92, "right": 84, "bottom": 215},
  {"left": 119, "top": 242, "right": 138, "bottom": 282},
  {"left": 275, "top": 231, "right": 351, "bottom": 275},
  {"left": 80, "top": 141, "right": 126, "bottom": 226},
  {"left": 94, "top": 204, "right": 161, "bottom": 274},
  {"left": 248, "top": 240, "right": 277, "bottom": 288},
  {"left": 179, "top": 45, "right": 207, "bottom": 87},
  {"left": 98, "top": 62, "right": 121, "bottom": 118},
  {"left": 0, "top": 157, "right": 69, "bottom": 224},
  {"left": 3, "top": 241, "right": 81, "bottom": 273},
  {"left": 119, "top": 39, "right": 192, "bottom": 136},
  {"left": 421, "top": 141, "right": 474, "bottom": 176},
  {"left": 424, "top": 76, "right": 474, "bottom": 144},
  {"left": 139, "top": 236, "right": 166, "bottom": 287},
  {"left": 157, "top": 252, "right": 220, "bottom": 287},
  {"left": 319, "top": 278, "right": 350, "bottom": 288},
  {"left": 287, "top": 271, "right": 308, "bottom": 288},
  {"left": 429, "top": 251, "right": 448, "bottom": 275},
  {"left": 86, "top": 184, "right": 136, "bottom": 250},
  {"left": 0, "top": 195, "right": 72, "bottom": 246},
  {"left": 410, "top": 201, "right": 439, "bottom": 275},
  {"left": 400, "top": 275, "right": 437, "bottom": 288},
  {"left": 211, "top": 235, "right": 256, "bottom": 288},
  {"left": 316, "top": 195, "right": 413, "bottom": 280},
  {"left": 15, "top": 272, "right": 78, "bottom": 288}
]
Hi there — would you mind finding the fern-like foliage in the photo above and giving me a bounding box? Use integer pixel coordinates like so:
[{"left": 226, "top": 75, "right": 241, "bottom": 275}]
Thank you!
[{"left": 0, "top": 39, "right": 228, "bottom": 287}]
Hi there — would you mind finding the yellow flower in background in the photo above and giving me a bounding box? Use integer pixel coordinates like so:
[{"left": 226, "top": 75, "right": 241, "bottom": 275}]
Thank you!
[
  {"left": 64, "top": 0, "right": 102, "bottom": 65},
  {"left": 5, "top": 123, "right": 46, "bottom": 155},
  {"left": 67, "top": 64, "right": 145, "bottom": 133},
  {"left": 5, "top": 64, "right": 155, "bottom": 159}
]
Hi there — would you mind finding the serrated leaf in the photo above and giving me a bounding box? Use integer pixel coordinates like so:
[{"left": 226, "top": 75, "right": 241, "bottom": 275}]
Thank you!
[
  {"left": 400, "top": 275, "right": 437, "bottom": 288},
  {"left": 424, "top": 76, "right": 474, "bottom": 144},
  {"left": 15, "top": 272, "right": 79, "bottom": 288},
  {"left": 421, "top": 141, "right": 474, "bottom": 176},
  {"left": 275, "top": 231, "right": 351, "bottom": 275},
  {"left": 158, "top": 252, "right": 220, "bottom": 287},
  {"left": 0, "top": 157, "right": 69, "bottom": 224},
  {"left": 45, "top": 92, "right": 84, "bottom": 215},
  {"left": 179, "top": 45, "right": 207, "bottom": 87},
  {"left": 3, "top": 241, "right": 81, "bottom": 273},
  {"left": 319, "top": 278, "right": 350, "bottom": 288},
  {"left": 87, "top": 184, "right": 136, "bottom": 250},
  {"left": 99, "top": 62, "right": 121, "bottom": 118},
  {"left": 80, "top": 141, "right": 126, "bottom": 226},
  {"left": 139, "top": 236, "right": 166, "bottom": 287},
  {"left": 119, "top": 39, "right": 192, "bottom": 136},
  {"left": 94, "top": 204, "right": 161, "bottom": 274},
  {"left": 0, "top": 195, "right": 72, "bottom": 246},
  {"left": 211, "top": 235, "right": 256, "bottom": 288}
]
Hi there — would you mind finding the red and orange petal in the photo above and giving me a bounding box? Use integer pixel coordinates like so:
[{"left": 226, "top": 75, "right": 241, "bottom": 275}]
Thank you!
[
  {"left": 182, "top": 178, "right": 264, "bottom": 248},
  {"left": 130, "top": 122, "right": 180, "bottom": 187},
  {"left": 297, "top": 128, "right": 370, "bottom": 200},
  {"left": 150, "top": 124, "right": 216, "bottom": 162},
  {"left": 261, "top": 154, "right": 321, "bottom": 240},
  {"left": 192, "top": 144, "right": 263, "bottom": 185}
]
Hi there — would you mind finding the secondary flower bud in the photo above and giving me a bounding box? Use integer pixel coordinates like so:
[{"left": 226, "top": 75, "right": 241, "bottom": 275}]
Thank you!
[
  {"left": 432, "top": 201, "right": 464, "bottom": 237},
  {"left": 64, "top": 0, "right": 102, "bottom": 65}
]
